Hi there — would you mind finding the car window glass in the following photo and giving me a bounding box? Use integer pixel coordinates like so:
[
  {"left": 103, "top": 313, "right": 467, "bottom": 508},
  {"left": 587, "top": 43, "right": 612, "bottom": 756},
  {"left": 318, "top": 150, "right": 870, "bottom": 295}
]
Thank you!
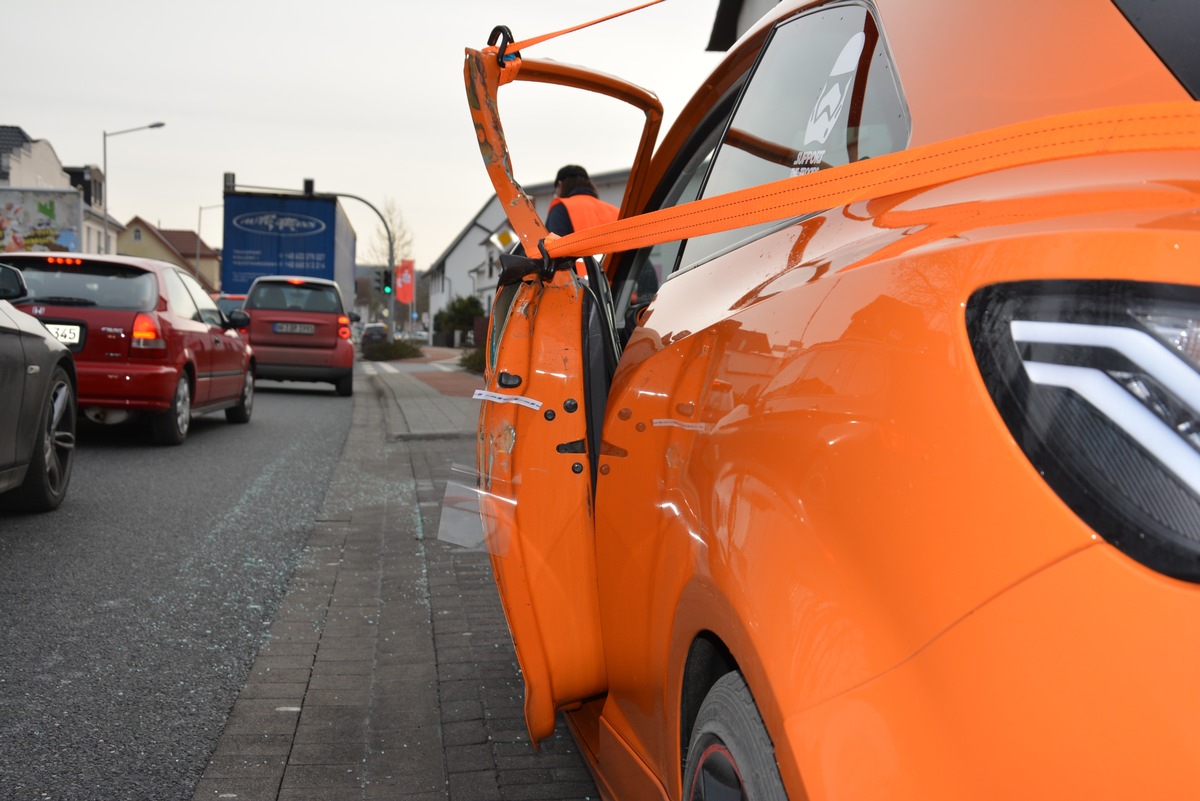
[
  {"left": 633, "top": 129, "right": 722, "bottom": 301},
  {"left": 246, "top": 281, "right": 340, "bottom": 313},
  {"left": 617, "top": 92, "right": 737, "bottom": 327},
  {"left": 679, "top": 3, "right": 909, "bottom": 269},
  {"left": 14, "top": 260, "right": 157, "bottom": 310},
  {"left": 178, "top": 272, "right": 223, "bottom": 326},
  {"left": 163, "top": 269, "right": 200, "bottom": 321}
]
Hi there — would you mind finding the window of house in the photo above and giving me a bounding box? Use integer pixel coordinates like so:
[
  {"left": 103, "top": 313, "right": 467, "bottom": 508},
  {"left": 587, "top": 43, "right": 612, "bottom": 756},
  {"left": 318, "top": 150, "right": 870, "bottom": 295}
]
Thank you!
[{"left": 133, "top": 229, "right": 142, "bottom": 242}]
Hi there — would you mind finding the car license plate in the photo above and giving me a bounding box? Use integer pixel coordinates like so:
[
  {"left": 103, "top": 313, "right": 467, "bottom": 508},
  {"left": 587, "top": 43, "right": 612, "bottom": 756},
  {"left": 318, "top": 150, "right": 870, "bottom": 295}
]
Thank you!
[
  {"left": 45, "top": 323, "right": 81, "bottom": 345},
  {"left": 274, "top": 323, "right": 315, "bottom": 334}
]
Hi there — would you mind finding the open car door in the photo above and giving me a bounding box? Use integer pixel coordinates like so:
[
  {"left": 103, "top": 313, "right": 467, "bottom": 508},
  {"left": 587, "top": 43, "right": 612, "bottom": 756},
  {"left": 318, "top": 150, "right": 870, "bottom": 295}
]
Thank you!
[{"left": 465, "top": 37, "right": 662, "bottom": 745}]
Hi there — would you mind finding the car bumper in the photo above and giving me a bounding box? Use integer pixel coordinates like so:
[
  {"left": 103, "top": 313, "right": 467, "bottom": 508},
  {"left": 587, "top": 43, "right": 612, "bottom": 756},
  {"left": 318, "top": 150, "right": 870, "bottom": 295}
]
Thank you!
[
  {"left": 785, "top": 544, "right": 1200, "bottom": 799},
  {"left": 256, "top": 363, "right": 353, "bottom": 382},
  {"left": 253, "top": 341, "right": 354, "bottom": 382},
  {"left": 76, "top": 361, "right": 179, "bottom": 413}
]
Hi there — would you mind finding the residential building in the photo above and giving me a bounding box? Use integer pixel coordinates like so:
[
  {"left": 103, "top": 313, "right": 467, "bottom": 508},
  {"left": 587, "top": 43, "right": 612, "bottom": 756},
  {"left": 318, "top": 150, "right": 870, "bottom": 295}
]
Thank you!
[
  {"left": 119, "top": 216, "right": 218, "bottom": 293},
  {"left": 427, "top": 168, "right": 628, "bottom": 327},
  {"left": 0, "top": 125, "right": 116, "bottom": 254}
]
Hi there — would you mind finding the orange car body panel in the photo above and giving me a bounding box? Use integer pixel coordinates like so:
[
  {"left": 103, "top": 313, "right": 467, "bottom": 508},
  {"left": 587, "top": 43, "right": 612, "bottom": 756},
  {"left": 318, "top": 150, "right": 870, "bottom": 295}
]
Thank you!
[
  {"left": 467, "top": 0, "right": 1200, "bottom": 798},
  {"left": 592, "top": 166, "right": 1200, "bottom": 799}
]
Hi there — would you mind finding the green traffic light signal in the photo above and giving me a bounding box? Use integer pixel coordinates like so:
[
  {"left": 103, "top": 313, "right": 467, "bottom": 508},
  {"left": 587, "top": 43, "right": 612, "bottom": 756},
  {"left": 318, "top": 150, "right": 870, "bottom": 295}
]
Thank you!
[{"left": 384, "top": 284, "right": 392, "bottom": 294}]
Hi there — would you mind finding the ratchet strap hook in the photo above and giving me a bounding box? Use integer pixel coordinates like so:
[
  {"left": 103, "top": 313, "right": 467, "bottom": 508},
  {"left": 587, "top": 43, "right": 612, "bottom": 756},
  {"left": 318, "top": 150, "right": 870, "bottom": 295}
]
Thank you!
[{"left": 488, "top": 26, "right": 520, "bottom": 67}]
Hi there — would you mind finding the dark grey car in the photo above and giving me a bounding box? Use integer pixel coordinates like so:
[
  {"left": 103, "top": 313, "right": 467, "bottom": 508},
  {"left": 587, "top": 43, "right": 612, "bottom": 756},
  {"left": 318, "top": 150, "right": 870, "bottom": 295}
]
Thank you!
[{"left": 0, "top": 263, "right": 77, "bottom": 511}]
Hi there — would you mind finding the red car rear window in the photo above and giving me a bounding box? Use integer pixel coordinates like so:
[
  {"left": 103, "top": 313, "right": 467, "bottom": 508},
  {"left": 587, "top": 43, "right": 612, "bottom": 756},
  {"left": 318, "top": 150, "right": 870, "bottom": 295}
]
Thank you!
[
  {"left": 245, "top": 281, "right": 342, "bottom": 313},
  {"left": 8, "top": 259, "right": 157, "bottom": 311}
]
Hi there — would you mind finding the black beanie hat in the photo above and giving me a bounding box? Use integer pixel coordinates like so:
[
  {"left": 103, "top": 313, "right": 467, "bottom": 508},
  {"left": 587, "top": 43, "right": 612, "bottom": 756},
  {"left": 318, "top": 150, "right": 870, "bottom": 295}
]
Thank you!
[{"left": 555, "top": 164, "right": 589, "bottom": 184}]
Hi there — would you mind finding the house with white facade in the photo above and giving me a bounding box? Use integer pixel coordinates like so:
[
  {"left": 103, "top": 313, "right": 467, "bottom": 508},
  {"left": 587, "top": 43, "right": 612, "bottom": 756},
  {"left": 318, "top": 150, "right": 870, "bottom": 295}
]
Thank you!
[
  {"left": 0, "top": 126, "right": 117, "bottom": 254},
  {"left": 427, "top": 168, "right": 628, "bottom": 328}
]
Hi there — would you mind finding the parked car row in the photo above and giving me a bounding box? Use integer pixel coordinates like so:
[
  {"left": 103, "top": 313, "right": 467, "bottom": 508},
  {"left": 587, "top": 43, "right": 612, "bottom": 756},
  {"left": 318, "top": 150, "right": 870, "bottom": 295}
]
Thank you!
[{"left": 0, "top": 253, "right": 360, "bottom": 512}]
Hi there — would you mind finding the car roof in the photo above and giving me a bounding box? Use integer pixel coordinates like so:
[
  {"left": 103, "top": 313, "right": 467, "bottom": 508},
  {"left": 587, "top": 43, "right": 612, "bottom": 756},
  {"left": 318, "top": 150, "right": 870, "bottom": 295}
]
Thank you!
[
  {"left": 249, "top": 275, "right": 338, "bottom": 287},
  {"left": 1, "top": 251, "right": 177, "bottom": 274}
]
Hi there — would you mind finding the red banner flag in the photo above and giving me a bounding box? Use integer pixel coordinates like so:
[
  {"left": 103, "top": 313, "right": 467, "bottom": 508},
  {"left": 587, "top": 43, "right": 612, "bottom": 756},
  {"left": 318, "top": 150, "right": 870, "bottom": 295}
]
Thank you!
[{"left": 395, "top": 259, "right": 415, "bottom": 304}]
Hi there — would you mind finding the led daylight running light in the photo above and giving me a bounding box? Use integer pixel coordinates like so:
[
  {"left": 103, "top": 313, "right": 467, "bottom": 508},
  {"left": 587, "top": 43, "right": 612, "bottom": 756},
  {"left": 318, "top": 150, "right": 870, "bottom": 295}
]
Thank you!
[
  {"left": 1011, "top": 320, "right": 1200, "bottom": 494},
  {"left": 1010, "top": 321, "right": 1200, "bottom": 411}
]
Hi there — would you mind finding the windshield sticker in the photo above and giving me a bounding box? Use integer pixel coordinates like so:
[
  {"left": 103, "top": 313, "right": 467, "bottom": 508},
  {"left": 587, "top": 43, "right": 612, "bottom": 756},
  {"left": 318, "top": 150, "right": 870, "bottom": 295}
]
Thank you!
[
  {"left": 804, "top": 31, "right": 867, "bottom": 148},
  {"left": 473, "top": 389, "right": 543, "bottom": 410}
]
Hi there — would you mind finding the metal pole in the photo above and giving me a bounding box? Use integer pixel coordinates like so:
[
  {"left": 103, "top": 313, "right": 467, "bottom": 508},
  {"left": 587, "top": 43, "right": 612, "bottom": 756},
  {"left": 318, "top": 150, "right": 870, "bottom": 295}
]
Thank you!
[
  {"left": 102, "top": 134, "right": 108, "bottom": 253},
  {"left": 196, "top": 203, "right": 222, "bottom": 281},
  {"left": 101, "top": 122, "right": 165, "bottom": 255},
  {"left": 316, "top": 190, "right": 394, "bottom": 329}
]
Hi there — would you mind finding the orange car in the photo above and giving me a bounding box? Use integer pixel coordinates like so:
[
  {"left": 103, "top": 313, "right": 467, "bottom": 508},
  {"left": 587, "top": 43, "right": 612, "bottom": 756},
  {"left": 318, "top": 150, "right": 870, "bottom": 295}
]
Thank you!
[{"left": 469, "top": 0, "right": 1200, "bottom": 799}]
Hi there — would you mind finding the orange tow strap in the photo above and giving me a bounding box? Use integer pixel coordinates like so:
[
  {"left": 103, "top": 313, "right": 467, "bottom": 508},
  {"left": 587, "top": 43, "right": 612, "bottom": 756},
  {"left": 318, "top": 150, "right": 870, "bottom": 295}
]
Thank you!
[
  {"left": 546, "top": 101, "right": 1200, "bottom": 259},
  {"left": 467, "top": 2, "right": 1200, "bottom": 266},
  {"left": 504, "top": 0, "right": 668, "bottom": 53}
]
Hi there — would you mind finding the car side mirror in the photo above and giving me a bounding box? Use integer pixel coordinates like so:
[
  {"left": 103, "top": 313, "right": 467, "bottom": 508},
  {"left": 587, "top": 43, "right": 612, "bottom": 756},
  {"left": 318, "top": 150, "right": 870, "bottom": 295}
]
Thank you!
[
  {"left": 226, "top": 309, "right": 251, "bottom": 329},
  {"left": 0, "top": 263, "right": 29, "bottom": 301},
  {"left": 349, "top": 311, "right": 361, "bottom": 323}
]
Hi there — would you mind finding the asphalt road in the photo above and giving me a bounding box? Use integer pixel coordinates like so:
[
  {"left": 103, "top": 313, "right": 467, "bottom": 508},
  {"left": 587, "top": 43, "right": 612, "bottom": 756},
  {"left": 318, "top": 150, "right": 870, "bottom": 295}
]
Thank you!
[{"left": 0, "top": 381, "right": 354, "bottom": 801}]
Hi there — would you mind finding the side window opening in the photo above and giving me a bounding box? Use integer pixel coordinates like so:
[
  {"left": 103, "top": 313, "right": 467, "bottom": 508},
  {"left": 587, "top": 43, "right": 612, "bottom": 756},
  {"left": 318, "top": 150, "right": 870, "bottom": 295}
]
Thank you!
[
  {"left": 612, "top": 88, "right": 742, "bottom": 345},
  {"left": 163, "top": 269, "right": 199, "bottom": 322},
  {"left": 179, "top": 272, "right": 224, "bottom": 327}
]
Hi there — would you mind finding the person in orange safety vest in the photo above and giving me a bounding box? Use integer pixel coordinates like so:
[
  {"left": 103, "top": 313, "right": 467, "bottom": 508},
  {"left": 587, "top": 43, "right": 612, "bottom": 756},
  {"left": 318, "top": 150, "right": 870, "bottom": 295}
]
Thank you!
[{"left": 545, "top": 164, "right": 618, "bottom": 236}]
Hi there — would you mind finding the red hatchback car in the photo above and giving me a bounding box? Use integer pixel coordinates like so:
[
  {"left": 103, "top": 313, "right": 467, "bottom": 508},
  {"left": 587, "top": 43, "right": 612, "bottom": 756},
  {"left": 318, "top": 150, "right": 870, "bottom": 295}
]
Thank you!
[
  {"left": 242, "top": 276, "right": 358, "bottom": 396},
  {"left": 5, "top": 253, "right": 255, "bottom": 445}
]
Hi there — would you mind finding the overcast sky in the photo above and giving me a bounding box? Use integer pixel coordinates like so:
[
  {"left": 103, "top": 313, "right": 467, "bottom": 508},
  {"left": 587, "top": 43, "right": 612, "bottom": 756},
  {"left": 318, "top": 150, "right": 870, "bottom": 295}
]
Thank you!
[{"left": 10, "top": 0, "right": 723, "bottom": 269}]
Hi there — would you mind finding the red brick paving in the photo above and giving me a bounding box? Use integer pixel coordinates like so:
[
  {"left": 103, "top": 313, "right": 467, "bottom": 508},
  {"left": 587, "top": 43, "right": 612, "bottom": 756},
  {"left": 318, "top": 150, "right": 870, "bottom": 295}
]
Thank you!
[{"left": 414, "top": 370, "right": 484, "bottom": 398}]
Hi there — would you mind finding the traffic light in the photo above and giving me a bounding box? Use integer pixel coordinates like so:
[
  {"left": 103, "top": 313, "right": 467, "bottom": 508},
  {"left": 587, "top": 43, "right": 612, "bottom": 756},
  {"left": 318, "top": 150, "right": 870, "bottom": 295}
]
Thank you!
[{"left": 382, "top": 268, "right": 392, "bottom": 295}]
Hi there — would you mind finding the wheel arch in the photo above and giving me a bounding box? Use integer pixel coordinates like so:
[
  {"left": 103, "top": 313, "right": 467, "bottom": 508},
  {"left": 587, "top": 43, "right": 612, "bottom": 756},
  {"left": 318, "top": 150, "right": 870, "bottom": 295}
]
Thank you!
[{"left": 679, "top": 631, "right": 738, "bottom": 774}]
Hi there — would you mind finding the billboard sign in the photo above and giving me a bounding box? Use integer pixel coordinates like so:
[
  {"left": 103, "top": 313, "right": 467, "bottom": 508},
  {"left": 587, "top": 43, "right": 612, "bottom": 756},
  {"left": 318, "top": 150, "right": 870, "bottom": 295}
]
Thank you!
[{"left": 221, "top": 194, "right": 338, "bottom": 294}]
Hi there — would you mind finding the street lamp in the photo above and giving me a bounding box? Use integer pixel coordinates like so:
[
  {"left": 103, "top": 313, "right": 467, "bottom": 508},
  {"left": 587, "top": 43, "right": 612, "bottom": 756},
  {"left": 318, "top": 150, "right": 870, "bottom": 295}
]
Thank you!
[
  {"left": 196, "top": 203, "right": 222, "bottom": 281},
  {"left": 102, "top": 121, "right": 165, "bottom": 253}
]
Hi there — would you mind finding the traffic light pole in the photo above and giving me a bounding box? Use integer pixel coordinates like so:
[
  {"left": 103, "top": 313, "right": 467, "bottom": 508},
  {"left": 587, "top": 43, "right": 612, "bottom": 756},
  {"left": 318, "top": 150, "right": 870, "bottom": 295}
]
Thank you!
[
  {"left": 320, "top": 190, "right": 395, "bottom": 329},
  {"left": 231, "top": 178, "right": 398, "bottom": 330}
]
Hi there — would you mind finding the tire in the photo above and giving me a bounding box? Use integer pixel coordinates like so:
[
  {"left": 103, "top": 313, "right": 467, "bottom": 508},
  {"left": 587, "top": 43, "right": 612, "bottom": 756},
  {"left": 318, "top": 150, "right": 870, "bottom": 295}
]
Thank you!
[
  {"left": 3, "top": 366, "right": 76, "bottom": 512},
  {"left": 335, "top": 373, "right": 353, "bottom": 397},
  {"left": 152, "top": 374, "right": 191, "bottom": 446},
  {"left": 225, "top": 368, "right": 254, "bottom": 423},
  {"left": 683, "top": 672, "right": 789, "bottom": 801}
]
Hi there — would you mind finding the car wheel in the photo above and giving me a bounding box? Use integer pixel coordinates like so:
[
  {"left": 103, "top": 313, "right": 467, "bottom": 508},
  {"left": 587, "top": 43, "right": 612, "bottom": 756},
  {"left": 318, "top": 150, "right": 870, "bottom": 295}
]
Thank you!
[
  {"left": 2, "top": 366, "right": 77, "bottom": 512},
  {"left": 335, "top": 373, "right": 353, "bottom": 397},
  {"left": 225, "top": 368, "right": 254, "bottom": 423},
  {"left": 683, "top": 672, "right": 789, "bottom": 801},
  {"left": 152, "top": 374, "right": 191, "bottom": 446}
]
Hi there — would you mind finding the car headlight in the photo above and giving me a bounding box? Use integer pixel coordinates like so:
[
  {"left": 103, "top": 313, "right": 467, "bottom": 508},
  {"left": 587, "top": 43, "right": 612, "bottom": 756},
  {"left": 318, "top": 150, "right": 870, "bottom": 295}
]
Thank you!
[{"left": 968, "top": 280, "right": 1200, "bottom": 581}]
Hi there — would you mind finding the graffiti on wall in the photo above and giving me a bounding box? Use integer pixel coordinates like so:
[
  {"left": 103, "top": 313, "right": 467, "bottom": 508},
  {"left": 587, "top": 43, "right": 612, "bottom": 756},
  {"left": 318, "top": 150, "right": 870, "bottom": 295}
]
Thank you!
[{"left": 0, "top": 189, "right": 83, "bottom": 252}]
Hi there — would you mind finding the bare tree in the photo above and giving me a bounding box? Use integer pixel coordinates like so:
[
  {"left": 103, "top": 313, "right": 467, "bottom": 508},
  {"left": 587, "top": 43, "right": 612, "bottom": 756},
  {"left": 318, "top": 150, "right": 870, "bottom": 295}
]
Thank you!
[
  {"left": 366, "top": 198, "right": 415, "bottom": 267},
  {"left": 364, "top": 198, "right": 419, "bottom": 327}
]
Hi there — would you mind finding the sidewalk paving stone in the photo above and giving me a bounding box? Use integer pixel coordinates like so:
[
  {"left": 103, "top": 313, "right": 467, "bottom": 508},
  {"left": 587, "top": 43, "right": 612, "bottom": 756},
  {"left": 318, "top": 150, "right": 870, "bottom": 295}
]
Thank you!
[{"left": 191, "top": 352, "right": 598, "bottom": 800}]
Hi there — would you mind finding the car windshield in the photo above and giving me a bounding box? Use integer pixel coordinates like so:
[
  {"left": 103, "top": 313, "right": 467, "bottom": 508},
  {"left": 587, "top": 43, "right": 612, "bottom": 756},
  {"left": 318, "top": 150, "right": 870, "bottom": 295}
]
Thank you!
[
  {"left": 245, "top": 281, "right": 341, "bottom": 313},
  {"left": 7, "top": 260, "right": 157, "bottom": 310}
]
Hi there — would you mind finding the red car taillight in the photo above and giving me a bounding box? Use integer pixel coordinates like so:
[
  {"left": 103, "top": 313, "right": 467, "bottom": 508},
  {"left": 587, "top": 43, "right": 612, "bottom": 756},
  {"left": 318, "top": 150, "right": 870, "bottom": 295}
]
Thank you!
[
  {"left": 131, "top": 313, "right": 167, "bottom": 351},
  {"left": 338, "top": 314, "right": 351, "bottom": 340}
]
